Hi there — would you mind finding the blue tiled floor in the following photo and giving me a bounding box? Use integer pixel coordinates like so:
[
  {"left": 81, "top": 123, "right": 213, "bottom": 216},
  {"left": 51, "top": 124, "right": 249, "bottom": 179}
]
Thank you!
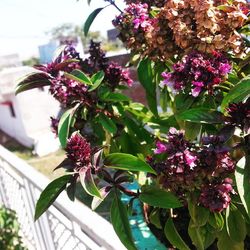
[{"left": 122, "top": 183, "right": 166, "bottom": 250}]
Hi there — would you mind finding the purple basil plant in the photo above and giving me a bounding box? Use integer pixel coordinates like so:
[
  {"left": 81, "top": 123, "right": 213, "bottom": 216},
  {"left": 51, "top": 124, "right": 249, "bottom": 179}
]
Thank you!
[{"left": 15, "top": 0, "right": 250, "bottom": 249}]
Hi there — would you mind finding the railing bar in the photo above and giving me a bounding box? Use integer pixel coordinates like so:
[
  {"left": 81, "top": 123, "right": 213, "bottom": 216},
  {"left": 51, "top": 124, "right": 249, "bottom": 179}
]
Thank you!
[
  {"left": 0, "top": 145, "right": 126, "bottom": 250},
  {"left": 29, "top": 184, "right": 56, "bottom": 250},
  {"left": 0, "top": 167, "right": 8, "bottom": 206},
  {"left": 22, "top": 179, "right": 47, "bottom": 250},
  {"left": 19, "top": 187, "right": 41, "bottom": 249},
  {"left": 72, "top": 221, "right": 103, "bottom": 250}
]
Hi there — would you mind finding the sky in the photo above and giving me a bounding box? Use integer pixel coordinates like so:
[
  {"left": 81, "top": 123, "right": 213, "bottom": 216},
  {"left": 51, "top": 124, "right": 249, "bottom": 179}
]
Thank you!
[{"left": 0, "top": 0, "right": 124, "bottom": 59}]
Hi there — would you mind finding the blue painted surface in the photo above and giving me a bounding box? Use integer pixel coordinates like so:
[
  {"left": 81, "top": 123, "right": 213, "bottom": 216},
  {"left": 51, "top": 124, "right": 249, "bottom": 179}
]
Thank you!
[
  {"left": 122, "top": 183, "right": 166, "bottom": 250},
  {"left": 39, "top": 42, "right": 58, "bottom": 64}
]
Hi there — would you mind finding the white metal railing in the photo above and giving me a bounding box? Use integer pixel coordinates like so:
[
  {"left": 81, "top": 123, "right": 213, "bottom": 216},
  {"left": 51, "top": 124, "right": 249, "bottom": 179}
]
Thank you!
[{"left": 0, "top": 145, "right": 126, "bottom": 250}]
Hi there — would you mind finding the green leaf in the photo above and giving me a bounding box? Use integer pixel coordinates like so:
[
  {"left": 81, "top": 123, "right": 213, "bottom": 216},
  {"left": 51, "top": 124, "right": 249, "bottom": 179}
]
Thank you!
[
  {"left": 66, "top": 176, "right": 77, "bottom": 201},
  {"left": 217, "top": 228, "right": 244, "bottom": 250},
  {"left": 84, "top": 8, "right": 104, "bottom": 36},
  {"left": 221, "top": 75, "right": 250, "bottom": 110},
  {"left": 148, "top": 115, "right": 179, "bottom": 134},
  {"left": 110, "top": 191, "right": 137, "bottom": 250},
  {"left": 79, "top": 168, "right": 102, "bottom": 198},
  {"left": 149, "top": 209, "right": 162, "bottom": 229},
  {"left": 188, "top": 200, "right": 209, "bottom": 227},
  {"left": 139, "top": 186, "right": 182, "bottom": 209},
  {"left": 226, "top": 206, "right": 246, "bottom": 242},
  {"left": 104, "top": 153, "right": 156, "bottom": 174},
  {"left": 54, "top": 59, "right": 79, "bottom": 71},
  {"left": 64, "top": 69, "right": 92, "bottom": 85},
  {"left": 137, "top": 58, "right": 158, "bottom": 116},
  {"left": 235, "top": 156, "right": 250, "bottom": 218},
  {"left": 217, "top": 5, "right": 235, "bottom": 12},
  {"left": 91, "top": 186, "right": 111, "bottom": 210},
  {"left": 89, "top": 71, "right": 104, "bottom": 92},
  {"left": 164, "top": 218, "right": 191, "bottom": 250},
  {"left": 203, "top": 229, "right": 216, "bottom": 249},
  {"left": 183, "top": 121, "right": 201, "bottom": 141},
  {"left": 58, "top": 105, "right": 78, "bottom": 148},
  {"left": 35, "top": 175, "right": 71, "bottom": 221},
  {"left": 124, "top": 117, "right": 153, "bottom": 144},
  {"left": 208, "top": 212, "right": 224, "bottom": 231},
  {"left": 118, "top": 131, "right": 146, "bottom": 155},
  {"left": 100, "top": 92, "right": 130, "bottom": 102},
  {"left": 177, "top": 108, "right": 223, "bottom": 124},
  {"left": 160, "top": 88, "right": 169, "bottom": 112},
  {"left": 98, "top": 113, "right": 117, "bottom": 134},
  {"left": 15, "top": 72, "right": 51, "bottom": 95},
  {"left": 174, "top": 93, "right": 194, "bottom": 112},
  {"left": 188, "top": 220, "right": 205, "bottom": 250}
]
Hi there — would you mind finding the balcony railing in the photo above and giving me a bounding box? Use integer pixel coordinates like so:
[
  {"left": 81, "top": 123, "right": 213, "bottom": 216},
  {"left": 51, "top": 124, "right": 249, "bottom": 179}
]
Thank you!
[{"left": 0, "top": 145, "right": 125, "bottom": 250}]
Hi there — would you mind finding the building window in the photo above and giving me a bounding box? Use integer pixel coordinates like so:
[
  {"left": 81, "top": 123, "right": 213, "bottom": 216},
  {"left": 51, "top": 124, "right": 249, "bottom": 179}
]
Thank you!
[
  {"left": 9, "top": 103, "right": 16, "bottom": 118},
  {"left": 0, "top": 101, "right": 16, "bottom": 118}
]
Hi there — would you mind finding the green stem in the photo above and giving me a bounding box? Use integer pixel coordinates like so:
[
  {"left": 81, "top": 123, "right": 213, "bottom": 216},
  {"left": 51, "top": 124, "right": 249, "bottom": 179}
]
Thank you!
[
  {"left": 106, "top": 0, "right": 122, "bottom": 13},
  {"left": 214, "top": 85, "right": 230, "bottom": 91}
]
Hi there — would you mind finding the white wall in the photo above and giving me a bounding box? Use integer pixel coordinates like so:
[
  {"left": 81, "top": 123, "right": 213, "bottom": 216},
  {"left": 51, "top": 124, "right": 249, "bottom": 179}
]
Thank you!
[
  {"left": 16, "top": 87, "right": 61, "bottom": 155},
  {"left": 0, "top": 66, "right": 61, "bottom": 155},
  {"left": 0, "top": 94, "right": 33, "bottom": 147}
]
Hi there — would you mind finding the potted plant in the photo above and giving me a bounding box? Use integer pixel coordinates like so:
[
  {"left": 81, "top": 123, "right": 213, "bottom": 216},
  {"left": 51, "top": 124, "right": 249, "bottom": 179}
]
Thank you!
[{"left": 16, "top": 0, "right": 250, "bottom": 249}]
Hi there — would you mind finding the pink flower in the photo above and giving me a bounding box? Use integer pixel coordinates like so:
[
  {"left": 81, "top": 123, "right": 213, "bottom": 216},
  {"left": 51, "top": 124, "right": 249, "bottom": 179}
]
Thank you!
[
  {"left": 184, "top": 150, "right": 197, "bottom": 169},
  {"left": 191, "top": 81, "right": 204, "bottom": 97},
  {"left": 219, "top": 63, "right": 231, "bottom": 75},
  {"left": 154, "top": 141, "right": 168, "bottom": 154}
]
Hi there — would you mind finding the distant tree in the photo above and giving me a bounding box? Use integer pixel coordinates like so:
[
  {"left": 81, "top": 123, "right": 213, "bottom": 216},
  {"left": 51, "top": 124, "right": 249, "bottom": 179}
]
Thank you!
[
  {"left": 22, "top": 57, "right": 40, "bottom": 66},
  {"left": 47, "top": 23, "right": 123, "bottom": 51}
]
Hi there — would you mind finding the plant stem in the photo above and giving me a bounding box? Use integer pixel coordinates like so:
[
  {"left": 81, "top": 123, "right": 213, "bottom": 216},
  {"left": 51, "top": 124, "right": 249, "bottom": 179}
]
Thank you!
[
  {"left": 117, "top": 185, "right": 139, "bottom": 197},
  {"left": 105, "top": 0, "right": 123, "bottom": 13}
]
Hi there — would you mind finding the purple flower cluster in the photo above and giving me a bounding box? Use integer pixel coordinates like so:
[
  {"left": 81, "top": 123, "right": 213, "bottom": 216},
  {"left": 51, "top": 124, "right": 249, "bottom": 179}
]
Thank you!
[
  {"left": 50, "top": 76, "right": 89, "bottom": 107},
  {"left": 199, "top": 178, "right": 233, "bottom": 213},
  {"left": 65, "top": 133, "right": 92, "bottom": 169},
  {"left": 35, "top": 45, "right": 80, "bottom": 77},
  {"left": 116, "top": 3, "right": 151, "bottom": 32},
  {"left": 124, "top": 0, "right": 166, "bottom": 8},
  {"left": 199, "top": 135, "right": 235, "bottom": 177},
  {"left": 34, "top": 42, "right": 133, "bottom": 108},
  {"left": 151, "top": 128, "right": 199, "bottom": 194},
  {"left": 50, "top": 117, "right": 59, "bottom": 136},
  {"left": 81, "top": 41, "right": 108, "bottom": 74},
  {"left": 105, "top": 62, "right": 133, "bottom": 88},
  {"left": 149, "top": 128, "right": 235, "bottom": 212},
  {"left": 225, "top": 97, "right": 250, "bottom": 133},
  {"left": 161, "top": 51, "right": 231, "bottom": 97},
  {"left": 81, "top": 42, "right": 133, "bottom": 87},
  {"left": 112, "top": 3, "right": 153, "bottom": 53}
]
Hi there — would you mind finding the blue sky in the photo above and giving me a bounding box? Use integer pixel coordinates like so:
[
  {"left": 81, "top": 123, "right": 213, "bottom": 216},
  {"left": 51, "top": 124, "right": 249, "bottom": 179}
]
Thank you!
[{"left": 0, "top": 0, "right": 124, "bottom": 59}]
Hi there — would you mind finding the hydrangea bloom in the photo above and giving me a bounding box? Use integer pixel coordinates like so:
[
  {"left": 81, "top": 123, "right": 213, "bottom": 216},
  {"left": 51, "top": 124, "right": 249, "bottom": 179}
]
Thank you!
[
  {"left": 115, "top": 0, "right": 249, "bottom": 60},
  {"left": 161, "top": 51, "right": 231, "bottom": 96},
  {"left": 161, "top": 0, "right": 249, "bottom": 54}
]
